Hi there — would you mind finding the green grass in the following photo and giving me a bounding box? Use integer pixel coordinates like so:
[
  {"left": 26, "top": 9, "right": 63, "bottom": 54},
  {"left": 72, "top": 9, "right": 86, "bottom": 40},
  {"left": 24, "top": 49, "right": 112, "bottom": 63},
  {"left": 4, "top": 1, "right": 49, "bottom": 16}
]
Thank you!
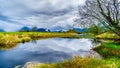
[
  {"left": 104, "top": 43, "right": 120, "bottom": 50},
  {"left": 93, "top": 42, "right": 120, "bottom": 58}
]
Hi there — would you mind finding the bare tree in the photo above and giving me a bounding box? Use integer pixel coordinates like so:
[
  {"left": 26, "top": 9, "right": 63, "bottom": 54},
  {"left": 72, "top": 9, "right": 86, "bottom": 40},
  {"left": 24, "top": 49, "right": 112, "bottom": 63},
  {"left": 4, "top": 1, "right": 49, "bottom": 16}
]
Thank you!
[{"left": 77, "top": 0, "right": 120, "bottom": 36}]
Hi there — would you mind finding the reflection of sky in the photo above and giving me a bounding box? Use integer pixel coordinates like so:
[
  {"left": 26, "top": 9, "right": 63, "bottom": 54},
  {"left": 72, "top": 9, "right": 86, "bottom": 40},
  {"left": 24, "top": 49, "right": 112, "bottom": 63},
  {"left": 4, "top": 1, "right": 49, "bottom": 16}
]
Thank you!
[
  {"left": 0, "top": 0, "right": 85, "bottom": 31},
  {"left": 0, "top": 38, "right": 99, "bottom": 68}
]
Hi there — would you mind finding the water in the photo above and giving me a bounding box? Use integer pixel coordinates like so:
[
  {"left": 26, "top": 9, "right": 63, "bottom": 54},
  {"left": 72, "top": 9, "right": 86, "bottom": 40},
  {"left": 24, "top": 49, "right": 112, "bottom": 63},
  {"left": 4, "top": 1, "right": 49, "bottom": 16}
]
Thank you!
[{"left": 0, "top": 38, "right": 100, "bottom": 68}]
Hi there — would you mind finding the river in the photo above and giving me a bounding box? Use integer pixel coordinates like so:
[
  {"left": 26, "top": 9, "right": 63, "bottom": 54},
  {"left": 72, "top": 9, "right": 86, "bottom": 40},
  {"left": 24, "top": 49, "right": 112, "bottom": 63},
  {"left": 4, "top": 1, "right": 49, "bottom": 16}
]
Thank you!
[{"left": 0, "top": 38, "right": 101, "bottom": 68}]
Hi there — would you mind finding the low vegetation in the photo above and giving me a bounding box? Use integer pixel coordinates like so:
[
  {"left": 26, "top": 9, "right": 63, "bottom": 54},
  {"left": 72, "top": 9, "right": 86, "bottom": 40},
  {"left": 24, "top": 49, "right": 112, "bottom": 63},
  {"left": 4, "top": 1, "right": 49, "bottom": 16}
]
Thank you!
[
  {"left": 93, "top": 42, "right": 120, "bottom": 58},
  {"left": 94, "top": 32, "right": 120, "bottom": 58},
  {"left": 96, "top": 32, "right": 120, "bottom": 44},
  {"left": 23, "top": 56, "right": 120, "bottom": 68},
  {"left": 96, "top": 32, "right": 120, "bottom": 39},
  {"left": 0, "top": 32, "right": 78, "bottom": 49}
]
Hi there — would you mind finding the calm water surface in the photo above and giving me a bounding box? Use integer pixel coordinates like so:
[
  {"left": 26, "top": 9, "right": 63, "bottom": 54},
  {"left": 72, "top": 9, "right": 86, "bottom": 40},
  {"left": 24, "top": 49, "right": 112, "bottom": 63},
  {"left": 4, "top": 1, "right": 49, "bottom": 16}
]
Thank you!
[{"left": 0, "top": 38, "right": 100, "bottom": 68}]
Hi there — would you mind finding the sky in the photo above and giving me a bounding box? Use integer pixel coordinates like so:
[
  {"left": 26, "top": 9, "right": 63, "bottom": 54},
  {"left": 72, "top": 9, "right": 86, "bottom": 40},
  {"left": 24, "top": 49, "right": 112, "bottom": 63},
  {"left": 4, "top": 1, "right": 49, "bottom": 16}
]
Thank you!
[{"left": 0, "top": 0, "right": 85, "bottom": 31}]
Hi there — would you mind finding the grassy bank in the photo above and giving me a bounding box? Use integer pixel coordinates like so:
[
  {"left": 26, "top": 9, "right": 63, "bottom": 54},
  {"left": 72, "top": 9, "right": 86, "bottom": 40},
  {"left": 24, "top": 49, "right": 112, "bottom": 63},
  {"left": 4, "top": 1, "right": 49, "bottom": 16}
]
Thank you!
[
  {"left": 93, "top": 42, "right": 120, "bottom": 58},
  {"left": 0, "top": 32, "right": 78, "bottom": 49},
  {"left": 96, "top": 32, "right": 120, "bottom": 40},
  {"left": 23, "top": 56, "right": 120, "bottom": 68},
  {"left": 94, "top": 32, "right": 120, "bottom": 58}
]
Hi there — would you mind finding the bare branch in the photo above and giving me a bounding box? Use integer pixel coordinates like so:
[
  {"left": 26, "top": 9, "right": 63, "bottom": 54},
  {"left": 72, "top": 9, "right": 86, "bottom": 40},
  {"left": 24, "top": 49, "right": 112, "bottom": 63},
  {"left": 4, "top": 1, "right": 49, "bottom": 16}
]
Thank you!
[{"left": 78, "top": 0, "right": 120, "bottom": 36}]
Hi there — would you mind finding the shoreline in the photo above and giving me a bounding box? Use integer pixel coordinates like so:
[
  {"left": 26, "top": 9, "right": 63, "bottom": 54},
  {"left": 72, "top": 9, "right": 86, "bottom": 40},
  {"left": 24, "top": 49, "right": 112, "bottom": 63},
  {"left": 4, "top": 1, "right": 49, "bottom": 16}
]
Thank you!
[{"left": 0, "top": 32, "right": 78, "bottom": 49}]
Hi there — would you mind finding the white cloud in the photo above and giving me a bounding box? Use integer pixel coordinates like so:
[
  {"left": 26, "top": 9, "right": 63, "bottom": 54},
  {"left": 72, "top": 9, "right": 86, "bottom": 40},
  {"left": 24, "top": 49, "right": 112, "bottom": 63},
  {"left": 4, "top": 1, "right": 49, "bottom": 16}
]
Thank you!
[{"left": 0, "top": 0, "right": 85, "bottom": 31}]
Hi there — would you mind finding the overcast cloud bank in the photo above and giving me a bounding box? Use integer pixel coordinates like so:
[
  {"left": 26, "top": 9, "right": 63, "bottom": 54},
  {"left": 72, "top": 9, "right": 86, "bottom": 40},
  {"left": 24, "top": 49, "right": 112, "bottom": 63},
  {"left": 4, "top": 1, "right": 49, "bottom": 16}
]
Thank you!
[{"left": 0, "top": 0, "right": 85, "bottom": 31}]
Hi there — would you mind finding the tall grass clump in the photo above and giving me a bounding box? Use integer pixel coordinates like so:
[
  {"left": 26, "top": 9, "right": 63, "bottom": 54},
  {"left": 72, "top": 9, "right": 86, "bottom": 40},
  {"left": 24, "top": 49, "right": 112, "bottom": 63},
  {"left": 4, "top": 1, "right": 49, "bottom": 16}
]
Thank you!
[{"left": 0, "top": 34, "right": 17, "bottom": 49}]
